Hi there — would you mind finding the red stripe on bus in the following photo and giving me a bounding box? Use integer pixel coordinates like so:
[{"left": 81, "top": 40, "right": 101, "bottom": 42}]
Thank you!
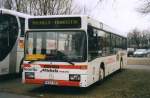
[
  {"left": 23, "top": 64, "right": 31, "bottom": 67},
  {"left": 23, "top": 64, "right": 87, "bottom": 70},
  {"left": 58, "top": 80, "right": 80, "bottom": 86},
  {"left": 39, "top": 64, "right": 87, "bottom": 70},
  {"left": 25, "top": 79, "right": 46, "bottom": 84},
  {"left": 25, "top": 79, "right": 80, "bottom": 86}
]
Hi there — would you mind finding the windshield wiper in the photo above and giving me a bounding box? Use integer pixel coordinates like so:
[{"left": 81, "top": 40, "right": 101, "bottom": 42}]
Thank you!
[
  {"left": 56, "top": 51, "right": 75, "bottom": 65},
  {"left": 63, "top": 58, "right": 75, "bottom": 65},
  {"left": 63, "top": 56, "right": 75, "bottom": 65}
]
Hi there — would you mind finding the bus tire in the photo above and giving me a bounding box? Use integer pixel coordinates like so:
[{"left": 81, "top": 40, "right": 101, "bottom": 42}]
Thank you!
[
  {"left": 120, "top": 57, "right": 123, "bottom": 70},
  {"left": 97, "top": 64, "right": 105, "bottom": 85},
  {"left": 99, "top": 68, "right": 104, "bottom": 80},
  {"left": 99, "top": 63, "right": 105, "bottom": 80},
  {"left": 19, "top": 58, "right": 24, "bottom": 76}
]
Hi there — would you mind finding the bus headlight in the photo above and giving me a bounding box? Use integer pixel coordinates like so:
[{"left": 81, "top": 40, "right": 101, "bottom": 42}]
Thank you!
[
  {"left": 25, "top": 72, "right": 35, "bottom": 79},
  {"left": 69, "top": 74, "right": 80, "bottom": 81}
]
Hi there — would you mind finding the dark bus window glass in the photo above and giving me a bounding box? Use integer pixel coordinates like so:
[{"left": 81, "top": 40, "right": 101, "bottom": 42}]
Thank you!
[
  {"left": 123, "top": 38, "right": 127, "bottom": 49},
  {"left": 0, "top": 14, "right": 18, "bottom": 61},
  {"left": 88, "top": 26, "right": 99, "bottom": 60},
  {"left": 105, "top": 33, "right": 111, "bottom": 55},
  {"left": 19, "top": 17, "right": 25, "bottom": 37},
  {"left": 110, "top": 34, "right": 116, "bottom": 54}
]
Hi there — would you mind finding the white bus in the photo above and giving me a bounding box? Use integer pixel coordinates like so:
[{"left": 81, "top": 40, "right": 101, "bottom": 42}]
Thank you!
[
  {"left": 22, "top": 15, "right": 127, "bottom": 87},
  {"left": 0, "top": 9, "right": 30, "bottom": 75}
]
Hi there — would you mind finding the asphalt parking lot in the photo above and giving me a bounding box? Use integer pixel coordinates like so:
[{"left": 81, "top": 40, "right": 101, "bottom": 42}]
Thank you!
[
  {"left": 0, "top": 92, "right": 36, "bottom": 98},
  {"left": 0, "top": 63, "right": 150, "bottom": 98}
]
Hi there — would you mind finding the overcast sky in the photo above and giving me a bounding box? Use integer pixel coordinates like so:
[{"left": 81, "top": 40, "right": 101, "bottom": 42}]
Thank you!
[{"left": 75, "top": 0, "right": 150, "bottom": 36}]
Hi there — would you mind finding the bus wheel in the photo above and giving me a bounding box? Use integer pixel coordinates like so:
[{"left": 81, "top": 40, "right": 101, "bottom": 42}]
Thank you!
[
  {"left": 120, "top": 57, "right": 123, "bottom": 70},
  {"left": 19, "top": 58, "right": 24, "bottom": 76},
  {"left": 97, "top": 68, "right": 104, "bottom": 85},
  {"left": 99, "top": 68, "right": 104, "bottom": 80}
]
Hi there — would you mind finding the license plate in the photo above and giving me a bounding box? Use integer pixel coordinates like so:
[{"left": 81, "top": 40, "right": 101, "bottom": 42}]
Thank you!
[{"left": 44, "top": 80, "right": 58, "bottom": 85}]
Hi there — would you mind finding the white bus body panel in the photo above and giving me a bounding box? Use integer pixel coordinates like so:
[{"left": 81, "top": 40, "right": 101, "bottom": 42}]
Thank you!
[{"left": 0, "top": 9, "right": 31, "bottom": 75}]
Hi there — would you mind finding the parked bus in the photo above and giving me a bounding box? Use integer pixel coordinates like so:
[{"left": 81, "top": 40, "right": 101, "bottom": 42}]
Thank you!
[
  {"left": 22, "top": 15, "right": 127, "bottom": 87},
  {"left": 0, "top": 9, "right": 30, "bottom": 75}
]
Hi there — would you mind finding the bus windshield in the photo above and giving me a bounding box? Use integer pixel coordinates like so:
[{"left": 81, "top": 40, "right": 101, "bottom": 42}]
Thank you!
[
  {"left": 25, "top": 31, "right": 87, "bottom": 62},
  {"left": 0, "top": 14, "right": 18, "bottom": 61}
]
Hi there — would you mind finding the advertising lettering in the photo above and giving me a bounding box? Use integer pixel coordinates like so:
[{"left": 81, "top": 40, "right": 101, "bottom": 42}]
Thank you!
[{"left": 40, "top": 68, "right": 69, "bottom": 73}]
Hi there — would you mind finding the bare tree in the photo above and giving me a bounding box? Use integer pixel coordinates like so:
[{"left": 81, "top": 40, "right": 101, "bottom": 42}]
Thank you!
[
  {"left": 0, "top": 0, "right": 28, "bottom": 13},
  {"left": 0, "top": 0, "right": 107, "bottom": 15},
  {"left": 138, "top": 0, "right": 150, "bottom": 14},
  {"left": 128, "top": 29, "right": 141, "bottom": 48},
  {"left": 4, "top": 0, "right": 13, "bottom": 10},
  {"left": 142, "top": 30, "right": 150, "bottom": 48},
  {"left": 15, "top": 0, "right": 28, "bottom": 13},
  {"left": 127, "top": 28, "right": 150, "bottom": 48},
  {"left": 24, "top": 0, "right": 77, "bottom": 15},
  {"left": 0, "top": 0, "right": 6, "bottom": 8}
]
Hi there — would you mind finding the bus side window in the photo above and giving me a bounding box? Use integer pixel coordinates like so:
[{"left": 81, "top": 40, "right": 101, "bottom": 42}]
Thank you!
[
  {"left": 88, "top": 26, "right": 99, "bottom": 61},
  {"left": 19, "top": 17, "right": 25, "bottom": 37},
  {"left": 97, "top": 30, "right": 106, "bottom": 56}
]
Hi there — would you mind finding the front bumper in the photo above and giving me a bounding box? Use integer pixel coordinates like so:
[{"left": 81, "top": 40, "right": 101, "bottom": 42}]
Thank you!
[{"left": 24, "top": 79, "right": 80, "bottom": 87}]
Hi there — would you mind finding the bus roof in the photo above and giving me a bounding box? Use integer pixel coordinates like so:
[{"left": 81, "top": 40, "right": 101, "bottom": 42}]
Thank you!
[
  {"left": 28, "top": 15, "right": 126, "bottom": 38},
  {"left": 87, "top": 16, "right": 126, "bottom": 38},
  {"left": 29, "top": 15, "right": 86, "bottom": 18},
  {"left": 0, "top": 8, "right": 31, "bottom": 18}
]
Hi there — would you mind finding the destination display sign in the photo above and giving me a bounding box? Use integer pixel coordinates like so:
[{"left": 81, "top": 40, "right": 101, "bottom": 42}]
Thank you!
[{"left": 28, "top": 17, "right": 81, "bottom": 29}]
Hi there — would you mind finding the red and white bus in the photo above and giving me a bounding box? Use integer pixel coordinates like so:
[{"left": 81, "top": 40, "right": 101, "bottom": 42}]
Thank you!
[
  {"left": 0, "top": 9, "right": 30, "bottom": 75},
  {"left": 22, "top": 15, "right": 127, "bottom": 87}
]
